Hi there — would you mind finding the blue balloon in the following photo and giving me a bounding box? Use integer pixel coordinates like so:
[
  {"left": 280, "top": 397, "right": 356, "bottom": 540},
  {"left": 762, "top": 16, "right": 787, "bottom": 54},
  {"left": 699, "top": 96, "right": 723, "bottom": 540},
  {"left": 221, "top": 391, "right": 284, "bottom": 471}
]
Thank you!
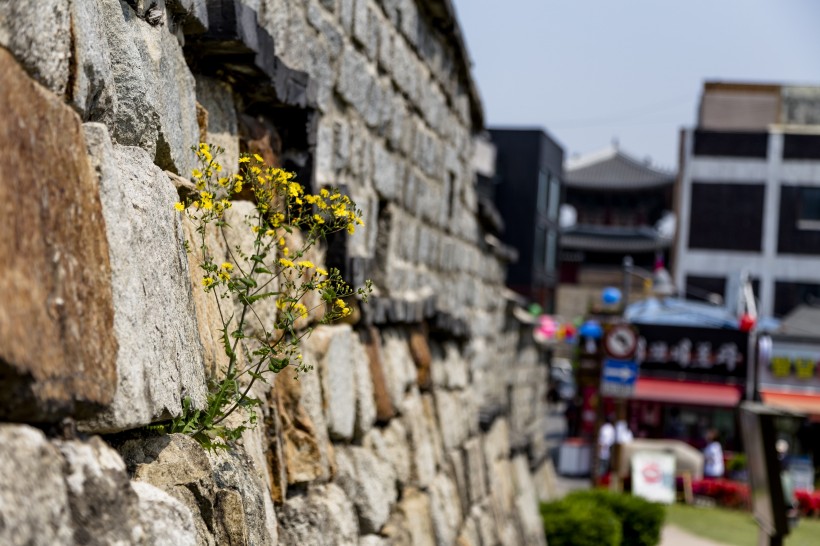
[
  {"left": 602, "top": 287, "right": 622, "bottom": 305},
  {"left": 579, "top": 320, "right": 603, "bottom": 339}
]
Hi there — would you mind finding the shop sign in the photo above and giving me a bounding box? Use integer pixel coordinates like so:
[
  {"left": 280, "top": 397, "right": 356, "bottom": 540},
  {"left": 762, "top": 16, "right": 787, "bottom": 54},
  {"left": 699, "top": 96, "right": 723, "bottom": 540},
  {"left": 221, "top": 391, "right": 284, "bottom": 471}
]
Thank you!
[
  {"left": 759, "top": 337, "right": 820, "bottom": 393},
  {"left": 633, "top": 324, "right": 748, "bottom": 384},
  {"left": 631, "top": 451, "right": 676, "bottom": 504}
]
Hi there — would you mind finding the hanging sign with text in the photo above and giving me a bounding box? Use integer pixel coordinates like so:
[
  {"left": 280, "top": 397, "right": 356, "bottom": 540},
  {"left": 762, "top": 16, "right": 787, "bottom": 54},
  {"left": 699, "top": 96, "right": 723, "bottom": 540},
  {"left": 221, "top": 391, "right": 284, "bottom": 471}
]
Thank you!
[{"left": 633, "top": 324, "right": 749, "bottom": 384}]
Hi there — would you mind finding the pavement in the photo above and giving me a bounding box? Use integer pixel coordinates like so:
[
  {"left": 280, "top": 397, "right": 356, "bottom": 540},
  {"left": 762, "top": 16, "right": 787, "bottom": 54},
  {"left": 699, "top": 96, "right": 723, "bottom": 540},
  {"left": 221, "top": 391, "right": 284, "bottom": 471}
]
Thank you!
[
  {"left": 544, "top": 402, "right": 732, "bottom": 546},
  {"left": 659, "top": 524, "right": 731, "bottom": 546}
]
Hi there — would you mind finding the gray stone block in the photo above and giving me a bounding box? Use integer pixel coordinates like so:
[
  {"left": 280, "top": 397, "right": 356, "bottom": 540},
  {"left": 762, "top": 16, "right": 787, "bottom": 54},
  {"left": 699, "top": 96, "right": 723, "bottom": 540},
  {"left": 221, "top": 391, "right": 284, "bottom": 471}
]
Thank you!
[
  {"left": 0, "top": 0, "right": 70, "bottom": 96},
  {"left": 307, "top": 2, "right": 344, "bottom": 59},
  {"left": 429, "top": 471, "right": 463, "bottom": 546},
  {"left": 0, "top": 425, "right": 73, "bottom": 545},
  {"left": 132, "top": 482, "right": 199, "bottom": 546},
  {"left": 70, "top": 0, "right": 117, "bottom": 122},
  {"left": 80, "top": 128, "right": 208, "bottom": 432},
  {"left": 278, "top": 483, "right": 359, "bottom": 545},
  {"left": 335, "top": 446, "right": 397, "bottom": 533},
  {"left": 309, "top": 325, "right": 358, "bottom": 441},
  {"left": 195, "top": 75, "right": 239, "bottom": 169}
]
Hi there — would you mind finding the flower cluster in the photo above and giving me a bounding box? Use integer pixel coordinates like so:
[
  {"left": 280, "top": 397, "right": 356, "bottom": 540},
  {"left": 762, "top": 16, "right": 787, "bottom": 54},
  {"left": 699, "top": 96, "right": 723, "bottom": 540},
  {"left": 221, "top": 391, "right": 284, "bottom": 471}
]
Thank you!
[{"left": 169, "top": 144, "right": 371, "bottom": 448}]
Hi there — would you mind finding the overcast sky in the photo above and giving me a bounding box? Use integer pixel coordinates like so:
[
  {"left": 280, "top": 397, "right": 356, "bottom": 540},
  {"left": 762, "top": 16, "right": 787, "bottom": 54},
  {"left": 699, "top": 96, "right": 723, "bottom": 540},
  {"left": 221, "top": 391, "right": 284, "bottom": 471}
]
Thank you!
[{"left": 450, "top": 0, "right": 820, "bottom": 171}]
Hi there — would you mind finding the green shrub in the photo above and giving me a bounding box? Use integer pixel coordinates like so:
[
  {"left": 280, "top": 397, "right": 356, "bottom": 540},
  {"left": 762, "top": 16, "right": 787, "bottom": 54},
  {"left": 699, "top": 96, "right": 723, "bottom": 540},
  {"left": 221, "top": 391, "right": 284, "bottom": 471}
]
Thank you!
[
  {"left": 540, "top": 496, "right": 622, "bottom": 546},
  {"left": 540, "top": 490, "right": 666, "bottom": 546},
  {"left": 564, "top": 490, "right": 666, "bottom": 546}
]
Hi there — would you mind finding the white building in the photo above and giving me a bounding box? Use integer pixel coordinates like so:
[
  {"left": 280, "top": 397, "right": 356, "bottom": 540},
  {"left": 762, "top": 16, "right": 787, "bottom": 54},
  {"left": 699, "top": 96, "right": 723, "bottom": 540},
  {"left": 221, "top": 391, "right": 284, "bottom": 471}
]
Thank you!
[{"left": 674, "top": 82, "right": 820, "bottom": 318}]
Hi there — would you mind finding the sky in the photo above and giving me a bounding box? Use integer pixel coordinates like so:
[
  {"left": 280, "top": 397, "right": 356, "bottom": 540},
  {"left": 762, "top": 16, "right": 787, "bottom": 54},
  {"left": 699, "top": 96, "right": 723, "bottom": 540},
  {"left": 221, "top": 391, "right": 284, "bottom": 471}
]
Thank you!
[{"left": 450, "top": 0, "right": 820, "bottom": 171}]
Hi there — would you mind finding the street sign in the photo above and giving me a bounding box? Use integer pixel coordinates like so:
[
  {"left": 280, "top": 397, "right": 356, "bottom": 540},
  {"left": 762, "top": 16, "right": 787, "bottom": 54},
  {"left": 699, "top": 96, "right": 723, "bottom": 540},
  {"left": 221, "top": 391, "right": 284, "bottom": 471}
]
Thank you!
[
  {"left": 604, "top": 324, "right": 638, "bottom": 359},
  {"left": 632, "top": 451, "right": 676, "bottom": 504},
  {"left": 600, "top": 358, "right": 638, "bottom": 398}
]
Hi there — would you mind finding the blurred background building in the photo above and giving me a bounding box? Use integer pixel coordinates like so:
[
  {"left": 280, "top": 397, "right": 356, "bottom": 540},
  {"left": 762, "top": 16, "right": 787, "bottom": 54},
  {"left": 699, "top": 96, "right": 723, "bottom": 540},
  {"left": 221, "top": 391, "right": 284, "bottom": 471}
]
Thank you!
[
  {"left": 481, "top": 128, "right": 565, "bottom": 312},
  {"left": 557, "top": 145, "right": 676, "bottom": 320},
  {"left": 673, "top": 81, "right": 820, "bottom": 318}
]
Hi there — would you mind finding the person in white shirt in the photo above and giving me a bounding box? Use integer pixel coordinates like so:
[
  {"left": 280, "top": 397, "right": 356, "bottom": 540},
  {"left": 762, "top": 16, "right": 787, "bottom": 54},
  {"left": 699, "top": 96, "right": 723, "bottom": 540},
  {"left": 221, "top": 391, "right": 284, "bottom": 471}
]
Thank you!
[
  {"left": 703, "top": 429, "right": 724, "bottom": 478},
  {"left": 598, "top": 417, "right": 616, "bottom": 478}
]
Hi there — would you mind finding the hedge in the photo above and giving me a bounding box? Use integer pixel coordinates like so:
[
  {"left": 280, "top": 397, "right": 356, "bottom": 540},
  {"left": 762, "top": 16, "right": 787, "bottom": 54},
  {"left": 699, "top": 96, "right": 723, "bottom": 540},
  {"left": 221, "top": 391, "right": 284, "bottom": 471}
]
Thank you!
[{"left": 540, "top": 490, "right": 666, "bottom": 546}]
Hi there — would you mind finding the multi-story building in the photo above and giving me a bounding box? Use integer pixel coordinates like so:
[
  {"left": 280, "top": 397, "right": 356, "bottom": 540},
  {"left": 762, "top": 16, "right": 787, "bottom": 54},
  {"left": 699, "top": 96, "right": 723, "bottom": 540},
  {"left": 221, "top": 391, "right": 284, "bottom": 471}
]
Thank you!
[
  {"left": 673, "top": 82, "right": 820, "bottom": 318},
  {"left": 483, "top": 128, "right": 565, "bottom": 311}
]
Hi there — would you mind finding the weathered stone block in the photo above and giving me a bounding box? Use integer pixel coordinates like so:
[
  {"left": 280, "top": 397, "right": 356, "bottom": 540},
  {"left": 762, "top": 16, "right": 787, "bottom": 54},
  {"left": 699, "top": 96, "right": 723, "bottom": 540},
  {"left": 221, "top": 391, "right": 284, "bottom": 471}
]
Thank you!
[
  {"left": 80, "top": 127, "right": 207, "bottom": 432},
  {"left": 56, "top": 436, "right": 144, "bottom": 545},
  {"left": 278, "top": 483, "right": 359, "bottom": 545},
  {"left": 429, "top": 471, "right": 463, "bottom": 546},
  {"left": 353, "top": 331, "right": 378, "bottom": 437},
  {"left": 0, "top": 425, "right": 73, "bottom": 545},
  {"left": 274, "top": 360, "right": 333, "bottom": 485},
  {"left": 511, "top": 455, "right": 548, "bottom": 546},
  {"left": 334, "top": 446, "right": 397, "bottom": 534},
  {"left": 463, "top": 437, "right": 487, "bottom": 505},
  {"left": 363, "top": 417, "right": 411, "bottom": 487},
  {"left": 401, "top": 389, "right": 436, "bottom": 488},
  {"left": 70, "top": 0, "right": 117, "bottom": 121},
  {"left": 0, "top": 0, "right": 69, "bottom": 96},
  {"left": 132, "top": 481, "right": 198, "bottom": 546},
  {"left": 383, "top": 487, "right": 435, "bottom": 546},
  {"left": 119, "top": 433, "right": 275, "bottom": 546},
  {"left": 98, "top": 0, "right": 198, "bottom": 175},
  {"left": 195, "top": 75, "right": 239, "bottom": 171},
  {"left": 381, "top": 328, "right": 417, "bottom": 409},
  {"left": 305, "top": 325, "right": 358, "bottom": 440},
  {"left": 0, "top": 51, "right": 117, "bottom": 422}
]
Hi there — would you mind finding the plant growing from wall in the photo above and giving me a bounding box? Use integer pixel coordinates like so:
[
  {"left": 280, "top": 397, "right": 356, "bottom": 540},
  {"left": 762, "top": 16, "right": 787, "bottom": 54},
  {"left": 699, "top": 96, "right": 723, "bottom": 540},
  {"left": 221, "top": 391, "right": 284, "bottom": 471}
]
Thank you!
[{"left": 165, "top": 143, "right": 370, "bottom": 449}]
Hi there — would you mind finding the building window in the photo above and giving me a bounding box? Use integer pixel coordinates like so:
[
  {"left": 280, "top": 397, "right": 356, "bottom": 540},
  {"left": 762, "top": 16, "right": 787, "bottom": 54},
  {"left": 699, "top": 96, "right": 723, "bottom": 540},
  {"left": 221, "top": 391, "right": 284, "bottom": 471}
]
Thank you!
[
  {"left": 688, "top": 182, "right": 764, "bottom": 251},
  {"left": 548, "top": 175, "right": 561, "bottom": 221},
  {"left": 783, "top": 134, "right": 820, "bottom": 160},
  {"left": 534, "top": 226, "right": 546, "bottom": 273},
  {"left": 537, "top": 171, "right": 548, "bottom": 216},
  {"left": 777, "top": 186, "right": 820, "bottom": 254},
  {"left": 693, "top": 130, "right": 769, "bottom": 158},
  {"left": 774, "top": 281, "right": 820, "bottom": 318},
  {"left": 797, "top": 187, "right": 820, "bottom": 231}
]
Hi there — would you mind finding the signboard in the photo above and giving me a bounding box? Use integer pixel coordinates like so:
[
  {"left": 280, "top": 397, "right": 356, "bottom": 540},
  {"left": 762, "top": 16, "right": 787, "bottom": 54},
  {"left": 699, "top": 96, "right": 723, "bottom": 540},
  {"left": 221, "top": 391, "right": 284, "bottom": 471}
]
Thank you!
[
  {"left": 739, "top": 403, "right": 790, "bottom": 539},
  {"left": 759, "top": 336, "right": 820, "bottom": 394},
  {"left": 631, "top": 451, "right": 676, "bottom": 504},
  {"left": 634, "top": 324, "right": 748, "bottom": 384},
  {"left": 600, "top": 359, "right": 638, "bottom": 398}
]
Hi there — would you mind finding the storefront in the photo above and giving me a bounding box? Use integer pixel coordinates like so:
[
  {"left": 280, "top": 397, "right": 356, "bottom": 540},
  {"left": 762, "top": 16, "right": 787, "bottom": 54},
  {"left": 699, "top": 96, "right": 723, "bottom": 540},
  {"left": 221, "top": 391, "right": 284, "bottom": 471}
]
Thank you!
[
  {"left": 756, "top": 334, "right": 820, "bottom": 470},
  {"left": 626, "top": 323, "right": 750, "bottom": 450}
]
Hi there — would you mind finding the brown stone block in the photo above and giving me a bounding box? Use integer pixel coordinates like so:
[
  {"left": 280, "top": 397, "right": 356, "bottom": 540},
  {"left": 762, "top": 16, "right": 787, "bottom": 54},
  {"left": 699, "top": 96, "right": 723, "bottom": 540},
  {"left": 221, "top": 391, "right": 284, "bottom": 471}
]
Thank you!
[
  {"left": 0, "top": 49, "right": 116, "bottom": 421},
  {"left": 363, "top": 326, "right": 396, "bottom": 422},
  {"left": 409, "top": 324, "right": 432, "bottom": 390},
  {"left": 273, "top": 371, "right": 329, "bottom": 485}
]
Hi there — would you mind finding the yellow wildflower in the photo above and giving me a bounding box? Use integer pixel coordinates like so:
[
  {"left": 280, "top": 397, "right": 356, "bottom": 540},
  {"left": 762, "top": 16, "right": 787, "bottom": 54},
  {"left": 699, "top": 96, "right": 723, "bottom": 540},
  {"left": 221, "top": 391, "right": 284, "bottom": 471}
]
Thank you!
[
  {"left": 202, "top": 276, "right": 214, "bottom": 288},
  {"left": 253, "top": 153, "right": 264, "bottom": 162},
  {"left": 279, "top": 258, "right": 294, "bottom": 268},
  {"left": 297, "top": 260, "right": 315, "bottom": 269},
  {"left": 174, "top": 202, "right": 185, "bottom": 211},
  {"left": 221, "top": 262, "right": 233, "bottom": 271},
  {"left": 316, "top": 267, "right": 328, "bottom": 276},
  {"left": 238, "top": 156, "right": 251, "bottom": 163}
]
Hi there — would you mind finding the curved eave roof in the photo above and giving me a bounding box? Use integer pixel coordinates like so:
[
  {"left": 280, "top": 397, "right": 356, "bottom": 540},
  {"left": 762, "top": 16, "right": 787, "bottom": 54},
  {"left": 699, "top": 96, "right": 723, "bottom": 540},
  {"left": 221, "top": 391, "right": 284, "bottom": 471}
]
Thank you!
[
  {"left": 561, "top": 233, "right": 673, "bottom": 253},
  {"left": 565, "top": 147, "right": 675, "bottom": 190}
]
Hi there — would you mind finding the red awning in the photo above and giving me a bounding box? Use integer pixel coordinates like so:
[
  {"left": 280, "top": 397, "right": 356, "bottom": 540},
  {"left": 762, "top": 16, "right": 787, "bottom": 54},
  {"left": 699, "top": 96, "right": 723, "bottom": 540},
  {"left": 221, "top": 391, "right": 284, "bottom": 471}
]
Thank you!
[
  {"left": 760, "top": 390, "right": 820, "bottom": 416},
  {"left": 632, "top": 378, "right": 742, "bottom": 407}
]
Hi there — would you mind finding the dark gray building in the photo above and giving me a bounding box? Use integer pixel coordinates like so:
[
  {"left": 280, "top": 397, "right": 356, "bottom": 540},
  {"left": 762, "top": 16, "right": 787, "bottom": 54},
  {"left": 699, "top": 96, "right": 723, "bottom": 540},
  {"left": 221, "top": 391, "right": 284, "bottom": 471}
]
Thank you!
[{"left": 483, "top": 128, "right": 565, "bottom": 311}]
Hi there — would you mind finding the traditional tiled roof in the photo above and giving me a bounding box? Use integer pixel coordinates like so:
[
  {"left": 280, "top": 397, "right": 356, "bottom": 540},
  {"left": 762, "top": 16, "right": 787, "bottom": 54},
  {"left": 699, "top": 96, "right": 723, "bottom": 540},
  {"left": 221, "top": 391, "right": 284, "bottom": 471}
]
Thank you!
[{"left": 564, "top": 146, "right": 675, "bottom": 190}]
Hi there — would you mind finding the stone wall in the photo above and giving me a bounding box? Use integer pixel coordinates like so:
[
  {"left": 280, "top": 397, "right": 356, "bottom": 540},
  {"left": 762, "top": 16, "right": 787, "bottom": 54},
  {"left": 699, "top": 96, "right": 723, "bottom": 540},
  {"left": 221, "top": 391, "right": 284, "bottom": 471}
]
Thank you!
[{"left": 0, "top": 1, "right": 549, "bottom": 544}]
